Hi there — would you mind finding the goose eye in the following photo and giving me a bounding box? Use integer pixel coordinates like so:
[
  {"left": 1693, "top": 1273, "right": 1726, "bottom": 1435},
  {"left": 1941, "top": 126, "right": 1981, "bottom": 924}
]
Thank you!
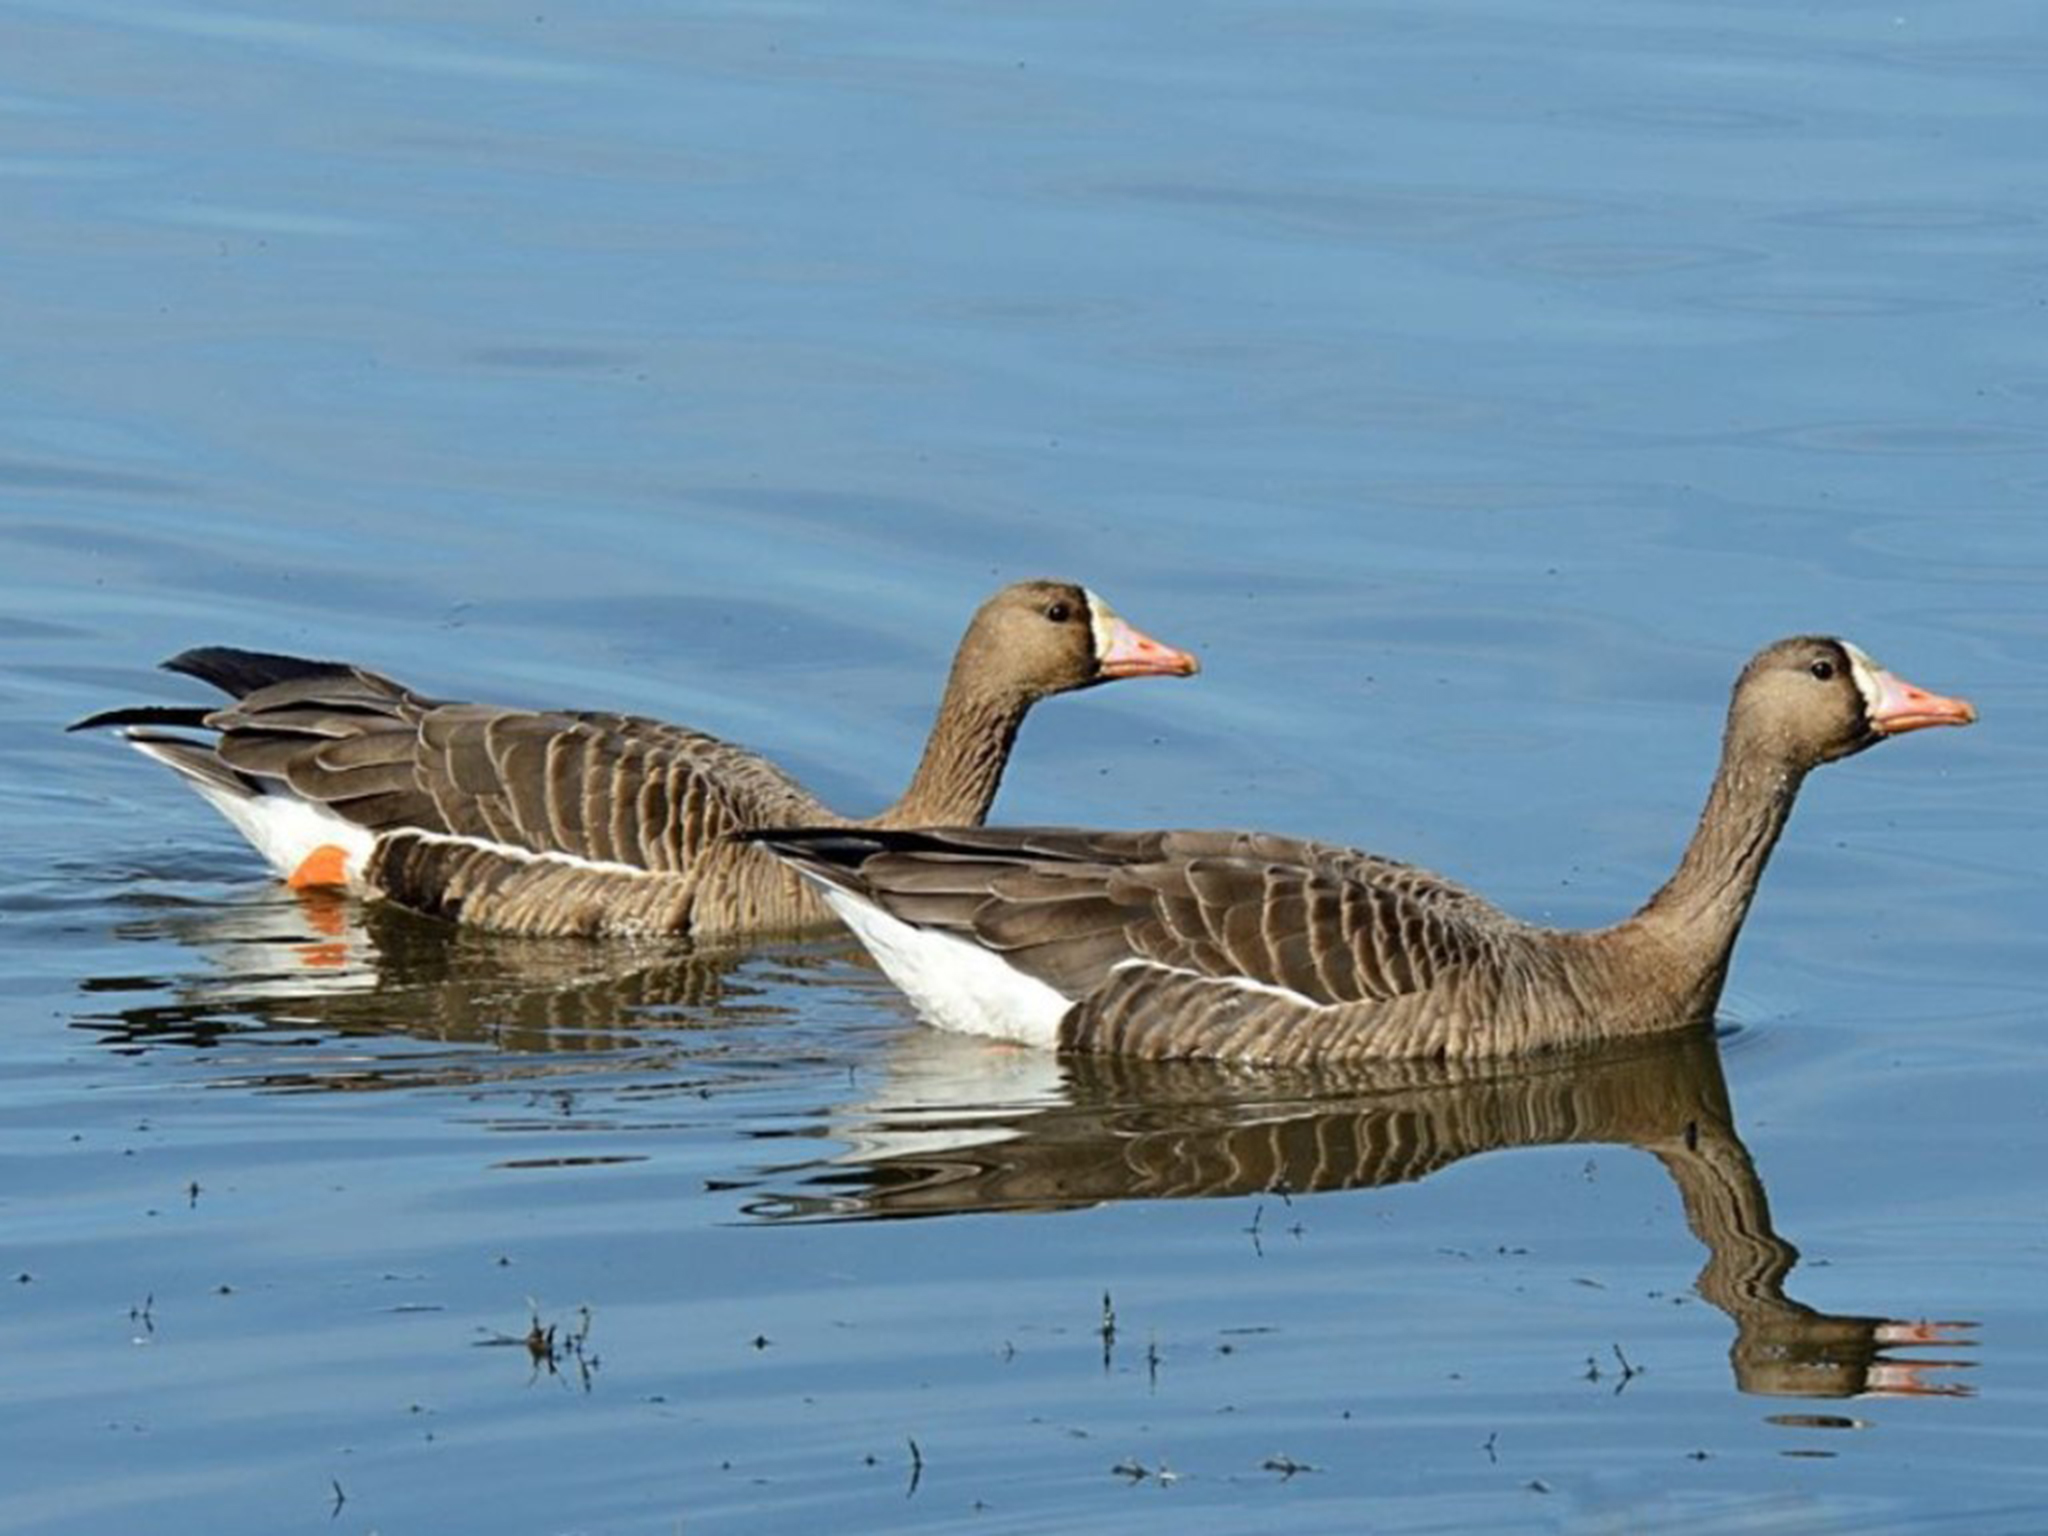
[
  {"left": 1044, "top": 601, "right": 1073, "bottom": 624},
  {"left": 1809, "top": 658, "right": 1836, "bottom": 681}
]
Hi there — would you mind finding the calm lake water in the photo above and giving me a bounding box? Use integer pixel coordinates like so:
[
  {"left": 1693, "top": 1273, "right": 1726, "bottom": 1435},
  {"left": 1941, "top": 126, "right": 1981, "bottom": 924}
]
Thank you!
[{"left": 4, "top": 1, "right": 2045, "bottom": 1531}]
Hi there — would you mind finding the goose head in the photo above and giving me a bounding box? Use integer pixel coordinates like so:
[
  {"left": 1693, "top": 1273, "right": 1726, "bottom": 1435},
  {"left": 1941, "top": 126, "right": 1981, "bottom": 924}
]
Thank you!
[
  {"left": 954, "top": 580, "right": 1199, "bottom": 702},
  {"left": 1727, "top": 635, "right": 1976, "bottom": 773}
]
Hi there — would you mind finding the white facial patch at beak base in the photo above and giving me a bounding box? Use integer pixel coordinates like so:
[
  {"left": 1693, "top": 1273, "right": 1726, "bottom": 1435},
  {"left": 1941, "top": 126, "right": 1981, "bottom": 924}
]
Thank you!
[
  {"left": 1084, "top": 588, "right": 1116, "bottom": 660},
  {"left": 1842, "top": 642, "right": 1888, "bottom": 719}
]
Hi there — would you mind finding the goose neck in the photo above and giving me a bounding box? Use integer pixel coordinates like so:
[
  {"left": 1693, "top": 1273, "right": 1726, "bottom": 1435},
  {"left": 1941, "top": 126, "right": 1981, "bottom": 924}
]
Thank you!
[{"left": 876, "top": 678, "right": 1029, "bottom": 828}]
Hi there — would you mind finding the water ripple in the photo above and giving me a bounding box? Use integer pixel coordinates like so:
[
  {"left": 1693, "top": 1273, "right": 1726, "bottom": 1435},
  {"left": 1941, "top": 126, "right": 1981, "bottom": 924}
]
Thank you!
[
  {"left": 1752, "top": 420, "right": 2046, "bottom": 456},
  {"left": 1510, "top": 242, "right": 1764, "bottom": 278},
  {"left": 1774, "top": 201, "right": 2037, "bottom": 233},
  {"left": 0, "top": 458, "right": 189, "bottom": 496},
  {"left": 108, "top": 4, "right": 596, "bottom": 83},
  {"left": 1087, "top": 177, "right": 1601, "bottom": 244},
  {"left": 1695, "top": 289, "right": 1981, "bottom": 319}
]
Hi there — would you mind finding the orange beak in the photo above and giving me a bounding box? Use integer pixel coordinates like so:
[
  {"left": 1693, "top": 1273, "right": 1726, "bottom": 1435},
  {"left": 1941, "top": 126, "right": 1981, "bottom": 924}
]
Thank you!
[
  {"left": 1867, "top": 668, "right": 1977, "bottom": 735},
  {"left": 1096, "top": 614, "right": 1200, "bottom": 680}
]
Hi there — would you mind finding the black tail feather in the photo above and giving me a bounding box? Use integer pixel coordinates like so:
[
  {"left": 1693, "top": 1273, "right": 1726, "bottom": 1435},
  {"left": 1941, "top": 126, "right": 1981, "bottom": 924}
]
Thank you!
[
  {"left": 743, "top": 827, "right": 915, "bottom": 864},
  {"left": 68, "top": 704, "right": 214, "bottom": 734},
  {"left": 162, "top": 646, "right": 354, "bottom": 699},
  {"left": 744, "top": 827, "right": 1095, "bottom": 863}
]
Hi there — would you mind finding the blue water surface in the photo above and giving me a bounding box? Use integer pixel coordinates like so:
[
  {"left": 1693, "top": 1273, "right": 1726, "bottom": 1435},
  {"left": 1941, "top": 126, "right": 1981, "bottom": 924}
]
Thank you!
[{"left": 2, "top": 2, "right": 2044, "bottom": 1532}]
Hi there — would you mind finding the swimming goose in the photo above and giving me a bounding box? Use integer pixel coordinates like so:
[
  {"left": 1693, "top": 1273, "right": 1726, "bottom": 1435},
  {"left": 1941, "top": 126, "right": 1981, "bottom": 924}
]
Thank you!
[
  {"left": 72, "top": 580, "right": 1198, "bottom": 939},
  {"left": 752, "top": 636, "right": 1974, "bottom": 1061}
]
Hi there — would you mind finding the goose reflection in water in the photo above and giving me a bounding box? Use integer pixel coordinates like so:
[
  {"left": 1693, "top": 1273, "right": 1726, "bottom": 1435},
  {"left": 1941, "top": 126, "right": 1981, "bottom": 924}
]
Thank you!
[
  {"left": 80, "top": 889, "right": 1974, "bottom": 1401},
  {"left": 742, "top": 1023, "right": 1976, "bottom": 1403},
  {"left": 76, "top": 886, "right": 827, "bottom": 1083}
]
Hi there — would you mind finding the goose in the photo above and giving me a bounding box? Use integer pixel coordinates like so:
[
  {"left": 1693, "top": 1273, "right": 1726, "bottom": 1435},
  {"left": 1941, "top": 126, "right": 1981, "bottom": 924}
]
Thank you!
[
  {"left": 751, "top": 636, "right": 1975, "bottom": 1062},
  {"left": 72, "top": 580, "right": 1198, "bottom": 939}
]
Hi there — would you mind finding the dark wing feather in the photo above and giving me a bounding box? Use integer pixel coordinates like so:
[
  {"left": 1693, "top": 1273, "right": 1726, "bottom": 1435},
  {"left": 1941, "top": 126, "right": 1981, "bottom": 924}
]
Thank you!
[
  {"left": 202, "top": 667, "right": 834, "bottom": 872},
  {"left": 193, "top": 659, "right": 446, "bottom": 833},
  {"left": 81, "top": 646, "right": 845, "bottom": 938},
  {"left": 402, "top": 708, "right": 831, "bottom": 867},
  {"left": 756, "top": 825, "right": 1515, "bottom": 1008}
]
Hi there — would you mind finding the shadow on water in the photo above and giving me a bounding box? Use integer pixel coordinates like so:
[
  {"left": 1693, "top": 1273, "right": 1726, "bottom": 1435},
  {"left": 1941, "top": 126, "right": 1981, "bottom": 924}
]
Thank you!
[
  {"left": 73, "top": 887, "right": 1977, "bottom": 1403},
  {"left": 740, "top": 1025, "right": 1979, "bottom": 1404}
]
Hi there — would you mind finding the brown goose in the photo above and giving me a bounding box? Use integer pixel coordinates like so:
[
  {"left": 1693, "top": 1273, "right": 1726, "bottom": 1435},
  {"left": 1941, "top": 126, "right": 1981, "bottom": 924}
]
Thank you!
[
  {"left": 752, "top": 636, "right": 1975, "bottom": 1061},
  {"left": 72, "top": 581, "right": 1198, "bottom": 939}
]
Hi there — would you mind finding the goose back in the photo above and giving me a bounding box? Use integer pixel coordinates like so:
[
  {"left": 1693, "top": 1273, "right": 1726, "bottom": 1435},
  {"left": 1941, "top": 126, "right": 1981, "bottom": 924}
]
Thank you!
[{"left": 749, "top": 825, "right": 1607, "bottom": 1060}]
